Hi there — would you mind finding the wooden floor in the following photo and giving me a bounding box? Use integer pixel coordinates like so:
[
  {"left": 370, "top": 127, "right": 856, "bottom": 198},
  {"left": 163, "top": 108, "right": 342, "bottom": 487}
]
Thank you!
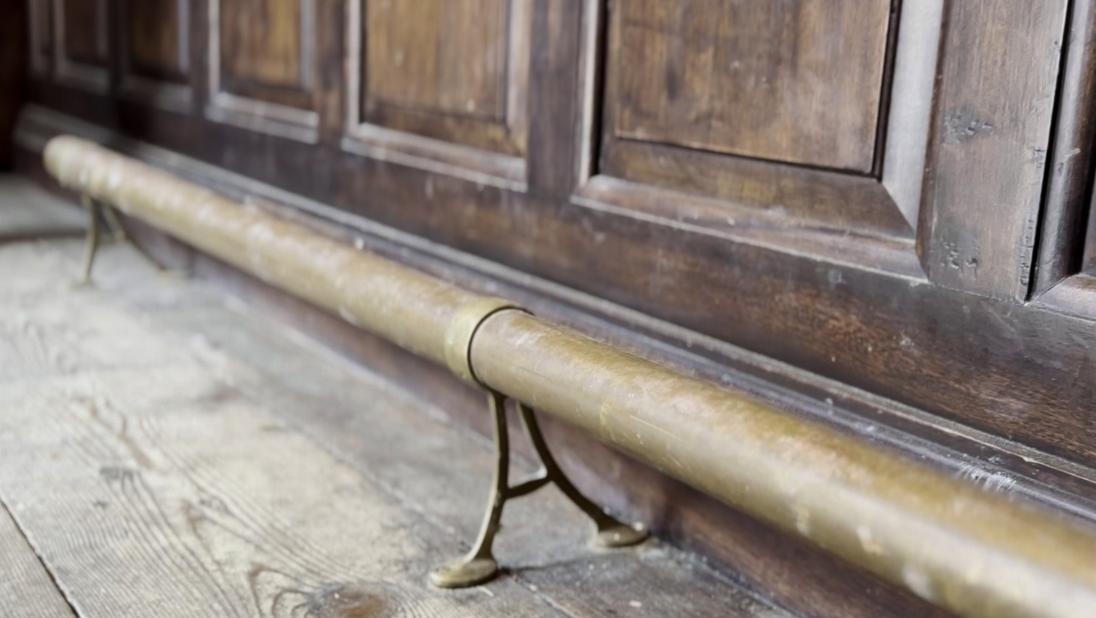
[{"left": 0, "top": 176, "right": 789, "bottom": 617}]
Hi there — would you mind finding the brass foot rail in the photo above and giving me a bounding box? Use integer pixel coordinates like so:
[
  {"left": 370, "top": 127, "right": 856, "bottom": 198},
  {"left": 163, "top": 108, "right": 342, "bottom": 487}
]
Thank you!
[
  {"left": 432, "top": 300, "right": 646, "bottom": 588},
  {"left": 43, "top": 136, "right": 1096, "bottom": 617}
]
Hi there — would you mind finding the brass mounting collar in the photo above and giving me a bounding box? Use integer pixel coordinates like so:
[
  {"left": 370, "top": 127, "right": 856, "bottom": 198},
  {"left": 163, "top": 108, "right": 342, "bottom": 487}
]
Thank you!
[{"left": 444, "top": 298, "right": 527, "bottom": 386}]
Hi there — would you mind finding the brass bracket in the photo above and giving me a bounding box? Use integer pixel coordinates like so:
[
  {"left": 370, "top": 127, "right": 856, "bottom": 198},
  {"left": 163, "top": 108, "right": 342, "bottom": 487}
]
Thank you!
[
  {"left": 78, "top": 194, "right": 177, "bottom": 284},
  {"left": 432, "top": 303, "right": 648, "bottom": 589}
]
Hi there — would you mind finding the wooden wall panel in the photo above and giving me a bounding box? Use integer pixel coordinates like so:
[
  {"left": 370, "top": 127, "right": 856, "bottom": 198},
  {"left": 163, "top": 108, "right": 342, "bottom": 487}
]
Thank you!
[
  {"left": 60, "top": 0, "right": 108, "bottom": 66},
  {"left": 52, "top": 0, "right": 109, "bottom": 92},
  {"left": 610, "top": 0, "right": 891, "bottom": 173},
  {"left": 917, "top": 0, "right": 1068, "bottom": 298},
  {"left": 119, "top": 0, "right": 191, "bottom": 112},
  {"left": 207, "top": 0, "right": 322, "bottom": 142},
  {"left": 593, "top": 0, "right": 909, "bottom": 243},
  {"left": 366, "top": 0, "right": 508, "bottom": 120},
  {"left": 221, "top": 0, "right": 305, "bottom": 89},
  {"left": 27, "top": 0, "right": 51, "bottom": 75},
  {"left": 346, "top": 0, "right": 532, "bottom": 168},
  {"left": 126, "top": 0, "right": 188, "bottom": 82}
]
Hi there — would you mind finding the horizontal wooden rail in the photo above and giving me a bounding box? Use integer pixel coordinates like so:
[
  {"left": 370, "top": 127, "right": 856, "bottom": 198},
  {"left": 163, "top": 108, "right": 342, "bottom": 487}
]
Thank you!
[{"left": 43, "top": 135, "right": 1096, "bottom": 617}]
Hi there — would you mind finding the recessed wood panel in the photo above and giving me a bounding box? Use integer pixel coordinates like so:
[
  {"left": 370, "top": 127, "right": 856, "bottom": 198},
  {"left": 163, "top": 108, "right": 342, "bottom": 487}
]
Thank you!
[
  {"left": 220, "top": 0, "right": 305, "bottom": 89},
  {"left": 61, "top": 0, "right": 108, "bottom": 66},
  {"left": 126, "top": 0, "right": 187, "bottom": 82},
  {"left": 53, "top": 0, "right": 109, "bottom": 92},
  {"left": 366, "top": 0, "right": 508, "bottom": 120},
  {"left": 207, "top": 0, "right": 320, "bottom": 141},
  {"left": 609, "top": 0, "right": 892, "bottom": 173},
  {"left": 348, "top": 0, "right": 531, "bottom": 159}
]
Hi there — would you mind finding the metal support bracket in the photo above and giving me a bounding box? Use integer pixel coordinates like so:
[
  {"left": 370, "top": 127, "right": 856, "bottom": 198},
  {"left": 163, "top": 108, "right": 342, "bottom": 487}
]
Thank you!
[
  {"left": 78, "top": 194, "right": 178, "bottom": 284},
  {"left": 431, "top": 303, "right": 648, "bottom": 588}
]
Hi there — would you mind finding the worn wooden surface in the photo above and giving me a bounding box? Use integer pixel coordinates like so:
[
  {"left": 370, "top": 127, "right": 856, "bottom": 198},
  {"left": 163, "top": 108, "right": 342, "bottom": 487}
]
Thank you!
[
  {"left": 366, "top": 0, "right": 508, "bottom": 120},
  {"left": 126, "top": 0, "right": 187, "bottom": 82},
  {"left": 220, "top": 0, "right": 302, "bottom": 88},
  {"left": 609, "top": 0, "right": 891, "bottom": 172},
  {"left": 0, "top": 502, "right": 75, "bottom": 618},
  {"left": 59, "top": 0, "right": 108, "bottom": 66},
  {"left": 357, "top": 0, "right": 531, "bottom": 156},
  {"left": 0, "top": 184, "right": 788, "bottom": 617},
  {"left": 24, "top": 0, "right": 1091, "bottom": 469},
  {"left": 1033, "top": 0, "right": 1096, "bottom": 293},
  {"left": 24, "top": 0, "right": 1094, "bottom": 473},
  {"left": 18, "top": 0, "right": 1096, "bottom": 612},
  {"left": 918, "top": 0, "right": 1067, "bottom": 298}
]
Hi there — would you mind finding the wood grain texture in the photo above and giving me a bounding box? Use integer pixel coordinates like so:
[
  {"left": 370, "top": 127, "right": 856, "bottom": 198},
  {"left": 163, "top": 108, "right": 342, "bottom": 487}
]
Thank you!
[
  {"left": 353, "top": 0, "right": 531, "bottom": 156},
  {"left": 598, "top": 0, "right": 907, "bottom": 240},
  {"left": 609, "top": 0, "right": 892, "bottom": 172},
  {"left": 27, "top": 0, "right": 52, "bottom": 75},
  {"left": 60, "top": 0, "right": 108, "bottom": 65},
  {"left": 0, "top": 226, "right": 788, "bottom": 617},
  {"left": 126, "top": 0, "right": 188, "bottom": 81},
  {"left": 1032, "top": 0, "right": 1096, "bottom": 293},
  {"left": 919, "top": 0, "right": 1068, "bottom": 298},
  {"left": 598, "top": 139, "right": 912, "bottom": 240},
  {"left": 220, "top": 0, "right": 303, "bottom": 88},
  {"left": 0, "top": 503, "right": 75, "bottom": 618},
  {"left": 366, "top": 0, "right": 508, "bottom": 119},
  {"left": 33, "top": 1, "right": 52, "bottom": 56}
]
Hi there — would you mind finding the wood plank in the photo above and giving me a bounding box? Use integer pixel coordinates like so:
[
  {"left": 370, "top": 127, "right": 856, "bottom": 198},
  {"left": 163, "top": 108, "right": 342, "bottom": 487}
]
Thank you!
[
  {"left": 365, "top": 0, "right": 508, "bottom": 120},
  {"left": 610, "top": 0, "right": 892, "bottom": 172},
  {"left": 0, "top": 367, "right": 558, "bottom": 617},
  {"left": 0, "top": 503, "right": 75, "bottom": 618},
  {"left": 918, "top": 0, "right": 1068, "bottom": 298},
  {"left": 356, "top": 0, "right": 530, "bottom": 156},
  {"left": 60, "top": 0, "right": 108, "bottom": 66},
  {"left": 0, "top": 234, "right": 789, "bottom": 617},
  {"left": 221, "top": 0, "right": 302, "bottom": 88}
]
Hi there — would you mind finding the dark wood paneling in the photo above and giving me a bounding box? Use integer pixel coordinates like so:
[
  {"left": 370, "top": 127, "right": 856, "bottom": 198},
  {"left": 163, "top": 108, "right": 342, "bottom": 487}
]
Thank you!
[
  {"left": 28, "top": 0, "right": 52, "bottom": 75},
  {"left": 1032, "top": 0, "right": 1096, "bottom": 294},
  {"left": 597, "top": 139, "right": 912, "bottom": 240},
  {"left": 608, "top": 0, "right": 891, "bottom": 173},
  {"left": 366, "top": 0, "right": 508, "bottom": 120},
  {"left": 126, "top": 0, "right": 188, "bottom": 82},
  {"left": 60, "top": 0, "right": 108, "bottom": 66},
  {"left": 206, "top": 0, "right": 335, "bottom": 142},
  {"left": 23, "top": 0, "right": 1095, "bottom": 468},
  {"left": 220, "top": 0, "right": 304, "bottom": 89},
  {"left": 597, "top": 0, "right": 912, "bottom": 244},
  {"left": 52, "top": 0, "right": 109, "bottom": 92},
  {"left": 918, "top": 0, "right": 1068, "bottom": 299},
  {"left": 348, "top": 0, "right": 531, "bottom": 159}
]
